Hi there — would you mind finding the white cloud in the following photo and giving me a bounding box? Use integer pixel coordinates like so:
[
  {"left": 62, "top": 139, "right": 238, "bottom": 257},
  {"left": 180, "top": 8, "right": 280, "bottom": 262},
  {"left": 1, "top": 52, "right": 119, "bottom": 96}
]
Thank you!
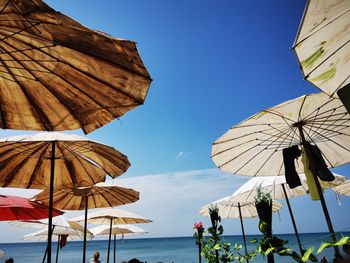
[{"left": 175, "top": 151, "right": 190, "bottom": 159}]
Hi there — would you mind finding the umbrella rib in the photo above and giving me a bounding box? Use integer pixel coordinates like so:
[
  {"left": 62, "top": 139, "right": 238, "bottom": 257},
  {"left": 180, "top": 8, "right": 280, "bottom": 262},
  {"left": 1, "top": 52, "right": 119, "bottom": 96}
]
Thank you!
[
  {"left": 55, "top": 142, "right": 79, "bottom": 188},
  {"left": 263, "top": 109, "right": 296, "bottom": 123},
  {"left": 27, "top": 143, "right": 51, "bottom": 189},
  {"left": 330, "top": 74, "right": 350, "bottom": 96},
  {"left": 297, "top": 95, "right": 307, "bottom": 122},
  {"left": 281, "top": 117, "right": 302, "bottom": 141},
  {"left": 0, "top": 0, "right": 11, "bottom": 15},
  {"left": 235, "top": 127, "right": 294, "bottom": 175},
  {"left": 302, "top": 97, "right": 338, "bottom": 121},
  {"left": 3, "top": 32, "right": 146, "bottom": 105},
  {"left": 9, "top": 1, "right": 42, "bottom": 34},
  {"left": 0, "top": 54, "right": 51, "bottom": 130},
  {"left": 305, "top": 108, "right": 335, "bottom": 140},
  {"left": 303, "top": 107, "right": 320, "bottom": 140},
  {"left": 304, "top": 124, "right": 350, "bottom": 157},
  {"left": 254, "top": 128, "right": 295, "bottom": 175}
]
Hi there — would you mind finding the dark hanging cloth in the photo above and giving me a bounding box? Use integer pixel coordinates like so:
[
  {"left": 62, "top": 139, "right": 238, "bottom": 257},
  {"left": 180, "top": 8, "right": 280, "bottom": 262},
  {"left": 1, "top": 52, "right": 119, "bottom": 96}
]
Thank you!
[
  {"left": 283, "top": 145, "right": 302, "bottom": 188},
  {"left": 304, "top": 142, "right": 335, "bottom": 182},
  {"left": 337, "top": 83, "right": 350, "bottom": 115},
  {"left": 60, "top": 235, "right": 68, "bottom": 249}
]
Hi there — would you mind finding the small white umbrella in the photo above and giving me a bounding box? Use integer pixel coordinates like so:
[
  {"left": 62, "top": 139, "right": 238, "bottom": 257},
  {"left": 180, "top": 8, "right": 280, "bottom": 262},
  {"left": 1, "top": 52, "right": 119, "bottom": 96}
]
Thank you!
[
  {"left": 90, "top": 224, "right": 148, "bottom": 263},
  {"left": 20, "top": 216, "right": 92, "bottom": 263},
  {"left": 200, "top": 197, "right": 282, "bottom": 262},
  {"left": 71, "top": 208, "right": 152, "bottom": 263}
]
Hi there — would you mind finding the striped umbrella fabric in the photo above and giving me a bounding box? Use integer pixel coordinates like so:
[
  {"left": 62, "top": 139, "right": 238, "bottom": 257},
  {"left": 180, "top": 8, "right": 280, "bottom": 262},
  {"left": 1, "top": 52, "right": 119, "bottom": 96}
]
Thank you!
[
  {"left": 333, "top": 180, "right": 350, "bottom": 196},
  {"left": 0, "top": 0, "right": 151, "bottom": 134},
  {"left": 0, "top": 132, "right": 130, "bottom": 190}
]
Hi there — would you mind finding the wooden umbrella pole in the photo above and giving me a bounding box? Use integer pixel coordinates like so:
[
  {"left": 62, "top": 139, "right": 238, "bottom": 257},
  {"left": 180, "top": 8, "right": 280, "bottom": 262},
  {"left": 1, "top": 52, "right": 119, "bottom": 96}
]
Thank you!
[
  {"left": 83, "top": 195, "right": 88, "bottom": 263},
  {"left": 282, "top": 184, "right": 303, "bottom": 255},
  {"left": 107, "top": 218, "right": 113, "bottom": 263},
  {"left": 114, "top": 234, "right": 116, "bottom": 263},
  {"left": 42, "top": 225, "right": 55, "bottom": 263},
  {"left": 48, "top": 141, "right": 56, "bottom": 263},
  {"left": 55, "top": 235, "right": 60, "bottom": 263},
  {"left": 238, "top": 203, "right": 249, "bottom": 263},
  {"left": 297, "top": 125, "right": 339, "bottom": 254}
]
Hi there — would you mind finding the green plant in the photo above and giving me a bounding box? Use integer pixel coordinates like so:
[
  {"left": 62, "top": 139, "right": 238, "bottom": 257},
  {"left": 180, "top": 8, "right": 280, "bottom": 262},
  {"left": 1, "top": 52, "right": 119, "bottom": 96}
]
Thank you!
[{"left": 201, "top": 206, "right": 234, "bottom": 263}]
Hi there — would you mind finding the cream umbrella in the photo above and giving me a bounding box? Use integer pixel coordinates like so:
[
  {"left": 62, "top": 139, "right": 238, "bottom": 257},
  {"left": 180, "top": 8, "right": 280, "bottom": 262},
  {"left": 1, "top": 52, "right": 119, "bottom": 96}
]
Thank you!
[
  {"left": 34, "top": 183, "right": 139, "bottom": 263},
  {"left": 200, "top": 197, "right": 282, "bottom": 262},
  {"left": 212, "top": 92, "right": 350, "bottom": 253},
  {"left": 91, "top": 224, "right": 148, "bottom": 263},
  {"left": 229, "top": 174, "right": 346, "bottom": 254},
  {"left": 294, "top": 0, "right": 350, "bottom": 98},
  {"left": 0, "top": 132, "right": 130, "bottom": 263},
  {"left": 11, "top": 216, "right": 92, "bottom": 263},
  {"left": 24, "top": 225, "right": 93, "bottom": 263},
  {"left": 71, "top": 208, "right": 152, "bottom": 263},
  {"left": 0, "top": 0, "right": 151, "bottom": 134}
]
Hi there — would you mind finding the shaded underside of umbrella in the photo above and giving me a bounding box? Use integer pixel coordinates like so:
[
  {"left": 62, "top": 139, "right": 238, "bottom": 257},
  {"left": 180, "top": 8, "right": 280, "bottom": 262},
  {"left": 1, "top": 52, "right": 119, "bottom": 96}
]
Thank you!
[
  {"left": 71, "top": 208, "right": 152, "bottom": 225},
  {"left": 0, "top": 194, "right": 62, "bottom": 220},
  {"left": 0, "top": 0, "right": 152, "bottom": 134},
  {"left": 24, "top": 226, "right": 91, "bottom": 241},
  {"left": 229, "top": 174, "right": 346, "bottom": 202},
  {"left": 90, "top": 224, "right": 148, "bottom": 237},
  {"left": 34, "top": 182, "right": 140, "bottom": 210},
  {"left": 199, "top": 197, "right": 282, "bottom": 219},
  {"left": 294, "top": 0, "right": 350, "bottom": 97},
  {"left": 212, "top": 92, "right": 350, "bottom": 176},
  {"left": 0, "top": 132, "right": 130, "bottom": 189},
  {"left": 333, "top": 180, "right": 350, "bottom": 196}
]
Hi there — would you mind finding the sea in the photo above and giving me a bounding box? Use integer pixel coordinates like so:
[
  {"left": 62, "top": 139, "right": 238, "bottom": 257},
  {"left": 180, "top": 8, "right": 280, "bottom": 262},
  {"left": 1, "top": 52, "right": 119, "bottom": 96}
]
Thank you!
[{"left": 0, "top": 232, "right": 348, "bottom": 263}]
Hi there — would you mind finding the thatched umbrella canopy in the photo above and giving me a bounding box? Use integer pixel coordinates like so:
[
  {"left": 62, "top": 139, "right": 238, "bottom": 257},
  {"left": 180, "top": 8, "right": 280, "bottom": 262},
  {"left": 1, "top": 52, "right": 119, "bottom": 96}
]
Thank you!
[{"left": 0, "top": 0, "right": 152, "bottom": 134}]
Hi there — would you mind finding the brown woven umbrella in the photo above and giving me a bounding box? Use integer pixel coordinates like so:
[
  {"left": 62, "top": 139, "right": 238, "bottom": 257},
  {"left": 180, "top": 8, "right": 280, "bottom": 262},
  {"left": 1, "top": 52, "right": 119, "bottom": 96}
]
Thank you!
[
  {"left": 0, "top": 132, "right": 130, "bottom": 263},
  {"left": 34, "top": 183, "right": 139, "bottom": 263},
  {"left": 0, "top": 0, "right": 151, "bottom": 134}
]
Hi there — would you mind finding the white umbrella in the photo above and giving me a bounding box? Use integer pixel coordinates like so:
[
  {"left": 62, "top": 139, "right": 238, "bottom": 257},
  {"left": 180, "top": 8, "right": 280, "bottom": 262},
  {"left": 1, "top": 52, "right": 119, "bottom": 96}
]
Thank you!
[
  {"left": 20, "top": 216, "right": 92, "bottom": 263},
  {"left": 200, "top": 197, "right": 282, "bottom": 262},
  {"left": 212, "top": 92, "right": 350, "bottom": 253},
  {"left": 228, "top": 174, "right": 346, "bottom": 254},
  {"left": 90, "top": 224, "right": 148, "bottom": 263},
  {"left": 71, "top": 208, "right": 152, "bottom": 263},
  {"left": 294, "top": 0, "right": 350, "bottom": 98}
]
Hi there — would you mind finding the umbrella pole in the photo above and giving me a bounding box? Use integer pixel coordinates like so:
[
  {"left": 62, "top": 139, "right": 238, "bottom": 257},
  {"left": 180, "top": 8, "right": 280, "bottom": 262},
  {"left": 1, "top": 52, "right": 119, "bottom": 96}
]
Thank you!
[
  {"left": 107, "top": 218, "right": 112, "bottom": 263},
  {"left": 114, "top": 234, "right": 116, "bottom": 263},
  {"left": 48, "top": 141, "right": 56, "bottom": 263},
  {"left": 83, "top": 195, "right": 88, "bottom": 263},
  {"left": 282, "top": 184, "right": 303, "bottom": 255},
  {"left": 238, "top": 203, "right": 249, "bottom": 263},
  {"left": 43, "top": 225, "right": 55, "bottom": 263},
  {"left": 55, "top": 235, "right": 60, "bottom": 263},
  {"left": 297, "top": 126, "right": 339, "bottom": 255}
]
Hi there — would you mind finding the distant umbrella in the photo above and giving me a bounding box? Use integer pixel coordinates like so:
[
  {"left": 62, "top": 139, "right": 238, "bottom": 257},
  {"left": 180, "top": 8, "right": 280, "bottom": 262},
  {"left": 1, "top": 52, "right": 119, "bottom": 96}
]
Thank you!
[
  {"left": 294, "top": 0, "right": 350, "bottom": 97},
  {"left": 0, "top": 194, "right": 62, "bottom": 221},
  {"left": 34, "top": 183, "right": 139, "bottom": 263},
  {"left": 0, "top": 132, "right": 130, "bottom": 263},
  {"left": 91, "top": 224, "right": 148, "bottom": 263},
  {"left": 212, "top": 92, "right": 350, "bottom": 254},
  {"left": 0, "top": 0, "right": 152, "bottom": 134},
  {"left": 71, "top": 208, "right": 152, "bottom": 263},
  {"left": 200, "top": 197, "right": 282, "bottom": 262}
]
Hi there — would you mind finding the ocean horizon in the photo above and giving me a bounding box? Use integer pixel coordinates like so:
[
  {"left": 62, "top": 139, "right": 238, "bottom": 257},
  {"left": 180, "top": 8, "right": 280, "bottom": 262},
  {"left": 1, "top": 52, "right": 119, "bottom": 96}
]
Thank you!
[{"left": 0, "top": 232, "right": 348, "bottom": 263}]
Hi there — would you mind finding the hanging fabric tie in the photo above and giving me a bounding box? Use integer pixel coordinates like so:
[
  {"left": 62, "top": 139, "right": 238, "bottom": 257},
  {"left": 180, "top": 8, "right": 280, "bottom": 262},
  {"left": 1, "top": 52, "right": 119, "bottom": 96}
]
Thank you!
[
  {"left": 304, "top": 142, "right": 335, "bottom": 182},
  {"left": 283, "top": 145, "right": 302, "bottom": 188},
  {"left": 301, "top": 147, "right": 320, "bottom": 201},
  {"left": 59, "top": 235, "right": 68, "bottom": 249}
]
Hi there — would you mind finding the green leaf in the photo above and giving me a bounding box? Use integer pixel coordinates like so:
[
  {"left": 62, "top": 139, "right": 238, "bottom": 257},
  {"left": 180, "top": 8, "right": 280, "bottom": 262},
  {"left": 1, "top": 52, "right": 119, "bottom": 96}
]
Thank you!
[
  {"left": 214, "top": 243, "right": 221, "bottom": 250},
  {"left": 250, "top": 237, "right": 258, "bottom": 243},
  {"left": 264, "top": 247, "right": 275, "bottom": 255},
  {"left": 334, "top": 236, "right": 350, "bottom": 247},
  {"left": 316, "top": 242, "right": 331, "bottom": 254},
  {"left": 302, "top": 247, "right": 315, "bottom": 262}
]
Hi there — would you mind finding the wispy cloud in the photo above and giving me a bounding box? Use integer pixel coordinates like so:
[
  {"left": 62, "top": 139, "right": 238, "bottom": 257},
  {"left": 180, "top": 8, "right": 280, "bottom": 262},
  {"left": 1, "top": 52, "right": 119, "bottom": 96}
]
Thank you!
[{"left": 175, "top": 151, "right": 190, "bottom": 159}]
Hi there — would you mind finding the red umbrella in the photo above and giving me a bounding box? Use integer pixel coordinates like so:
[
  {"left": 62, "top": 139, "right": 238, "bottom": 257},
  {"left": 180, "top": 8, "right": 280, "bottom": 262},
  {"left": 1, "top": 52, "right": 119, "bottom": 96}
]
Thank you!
[{"left": 0, "top": 195, "right": 62, "bottom": 221}]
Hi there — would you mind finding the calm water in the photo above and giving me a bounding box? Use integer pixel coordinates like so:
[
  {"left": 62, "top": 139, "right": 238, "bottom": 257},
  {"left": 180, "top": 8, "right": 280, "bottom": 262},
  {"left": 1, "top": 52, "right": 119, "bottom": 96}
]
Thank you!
[{"left": 0, "top": 232, "right": 348, "bottom": 263}]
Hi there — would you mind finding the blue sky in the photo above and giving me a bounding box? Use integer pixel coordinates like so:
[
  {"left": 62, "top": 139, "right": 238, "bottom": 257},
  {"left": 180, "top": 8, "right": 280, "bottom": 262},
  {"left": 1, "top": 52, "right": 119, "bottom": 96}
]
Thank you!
[{"left": 1, "top": 0, "right": 350, "bottom": 242}]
